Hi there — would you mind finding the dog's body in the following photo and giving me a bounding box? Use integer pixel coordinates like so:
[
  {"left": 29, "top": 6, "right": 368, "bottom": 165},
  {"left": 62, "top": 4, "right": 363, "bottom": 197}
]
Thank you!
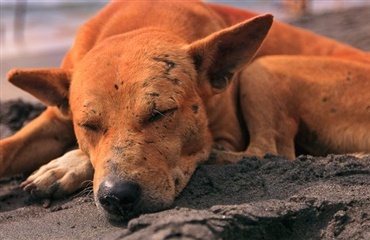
[{"left": 1, "top": 1, "right": 369, "bottom": 220}]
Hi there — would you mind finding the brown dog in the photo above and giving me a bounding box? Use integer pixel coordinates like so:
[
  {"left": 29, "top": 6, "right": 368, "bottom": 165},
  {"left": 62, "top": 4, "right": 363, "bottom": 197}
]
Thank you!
[{"left": 1, "top": 1, "right": 369, "bottom": 221}]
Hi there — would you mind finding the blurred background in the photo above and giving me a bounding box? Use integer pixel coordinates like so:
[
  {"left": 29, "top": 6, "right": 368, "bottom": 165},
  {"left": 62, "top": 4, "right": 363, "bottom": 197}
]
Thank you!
[{"left": 1, "top": 0, "right": 370, "bottom": 102}]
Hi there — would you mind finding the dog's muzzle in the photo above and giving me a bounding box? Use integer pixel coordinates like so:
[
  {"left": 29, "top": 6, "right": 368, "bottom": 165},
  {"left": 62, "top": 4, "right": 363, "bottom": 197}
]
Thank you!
[{"left": 97, "top": 178, "right": 141, "bottom": 219}]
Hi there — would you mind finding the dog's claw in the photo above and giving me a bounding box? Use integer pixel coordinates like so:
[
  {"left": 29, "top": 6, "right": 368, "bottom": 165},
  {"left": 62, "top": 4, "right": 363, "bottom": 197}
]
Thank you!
[
  {"left": 22, "top": 183, "right": 46, "bottom": 199},
  {"left": 22, "top": 182, "right": 37, "bottom": 193},
  {"left": 42, "top": 199, "right": 51, "bottom": 208},
  {"left": 30, "top": 188, "right": 38, "bottom": 198}
]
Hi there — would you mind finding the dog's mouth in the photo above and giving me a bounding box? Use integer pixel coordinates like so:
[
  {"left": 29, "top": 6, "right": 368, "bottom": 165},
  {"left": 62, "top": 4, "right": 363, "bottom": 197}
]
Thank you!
[
  {"left": 97, "top": 202, "right": 173, "bottom": 223},
  {"left": 96, "top": 199, "right": 143, "bottom": 222}
]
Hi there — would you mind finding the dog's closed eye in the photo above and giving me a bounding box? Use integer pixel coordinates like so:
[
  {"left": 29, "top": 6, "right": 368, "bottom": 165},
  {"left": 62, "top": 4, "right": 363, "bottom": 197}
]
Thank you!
[
  {"left": 147, "top": 107, "right": 178, "bottom": 123},
  {"left": 78, "top": 122, "right": 100, "bottom": 132}
]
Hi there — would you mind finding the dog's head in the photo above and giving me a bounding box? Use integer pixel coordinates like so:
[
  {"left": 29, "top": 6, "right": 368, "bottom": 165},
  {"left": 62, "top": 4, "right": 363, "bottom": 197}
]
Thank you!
[{"left": 8, "top": 14, "right": 272, "bottom": 221}]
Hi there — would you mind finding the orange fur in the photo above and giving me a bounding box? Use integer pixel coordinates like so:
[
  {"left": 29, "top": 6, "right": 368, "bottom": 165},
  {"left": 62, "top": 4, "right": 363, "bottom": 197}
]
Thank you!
[{"left": 0, "top": 1, "right": 369, "bottom": 220}]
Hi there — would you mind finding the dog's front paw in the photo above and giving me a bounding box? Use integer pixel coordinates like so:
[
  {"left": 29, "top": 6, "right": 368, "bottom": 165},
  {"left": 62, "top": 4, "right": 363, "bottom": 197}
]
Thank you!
[
  {"left": 207, "top": 148, "right": 247, "bottom": 165},
  {"left": 20, "top": 149, "right": 93, "bottom": 199}
]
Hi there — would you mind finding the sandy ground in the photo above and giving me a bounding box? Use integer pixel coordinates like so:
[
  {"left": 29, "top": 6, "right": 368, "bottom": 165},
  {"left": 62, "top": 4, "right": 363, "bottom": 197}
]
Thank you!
[{"left": 1, "top": 5, "right": 370, "bottom": 240}]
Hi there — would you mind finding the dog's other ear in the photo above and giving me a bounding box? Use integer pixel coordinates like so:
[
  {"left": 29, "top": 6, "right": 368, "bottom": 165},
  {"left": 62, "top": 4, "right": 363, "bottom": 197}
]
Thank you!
[
  {"left": 187, "top": 14, "right": 273, "bottom": 95},
  {"left": 8, "top": 68, "right": 72, "bottom": 114}
]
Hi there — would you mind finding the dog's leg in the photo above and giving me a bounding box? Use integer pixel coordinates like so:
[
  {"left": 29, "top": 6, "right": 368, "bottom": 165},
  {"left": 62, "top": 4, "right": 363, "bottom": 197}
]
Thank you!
[
  {"left": 0, "top": 107, "right": 75, "bottom": 177},
  {"left": 20, "top": 149, "right": 93, "bottom": 198}
]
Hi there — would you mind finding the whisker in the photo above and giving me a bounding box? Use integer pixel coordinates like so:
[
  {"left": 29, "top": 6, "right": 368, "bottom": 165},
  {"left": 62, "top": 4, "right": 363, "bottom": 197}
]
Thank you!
[{"left": 71, "top": 180, "right": 94, "bottom": 200}]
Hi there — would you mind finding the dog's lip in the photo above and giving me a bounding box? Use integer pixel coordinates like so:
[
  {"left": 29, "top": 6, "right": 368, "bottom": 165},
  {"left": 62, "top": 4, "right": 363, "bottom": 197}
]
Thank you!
[
  {"left": 105, "top": 208, "right": 140, "bottom": 222},
  {"left": 97, "top": 199, "right": 142, "bottom": 222}
]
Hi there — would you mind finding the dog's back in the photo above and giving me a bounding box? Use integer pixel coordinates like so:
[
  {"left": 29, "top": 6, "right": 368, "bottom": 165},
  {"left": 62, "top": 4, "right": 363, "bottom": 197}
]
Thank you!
[
  {"left": 62, "top": 1, "right": 370, "bottom": 70},
  {"left": 62, "top": 1, "right": 225, "bottom": 69},
  {"left": 209, "top": 4, "right": 370, "bottom": 63}
]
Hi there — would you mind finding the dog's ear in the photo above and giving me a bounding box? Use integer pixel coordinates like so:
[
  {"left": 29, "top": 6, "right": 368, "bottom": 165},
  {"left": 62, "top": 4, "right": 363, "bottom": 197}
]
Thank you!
[
  {"left": 187, "top": 14, "right": 273, "bottom": 95},
  {"left": 8, "top": 68, "right": 72, "bottom": 114}
]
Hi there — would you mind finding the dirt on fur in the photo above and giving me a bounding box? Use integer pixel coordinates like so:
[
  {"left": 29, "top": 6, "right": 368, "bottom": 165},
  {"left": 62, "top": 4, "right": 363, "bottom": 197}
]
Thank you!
[{"left": 1, "top": 6, "right": 370, "bottom": 240}]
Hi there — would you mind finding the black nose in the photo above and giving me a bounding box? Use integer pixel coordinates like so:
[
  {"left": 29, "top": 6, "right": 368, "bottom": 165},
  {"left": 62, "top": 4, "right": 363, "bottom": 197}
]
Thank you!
[{"left": 98, "top": 179, "right": 141, "bottom": 216}]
